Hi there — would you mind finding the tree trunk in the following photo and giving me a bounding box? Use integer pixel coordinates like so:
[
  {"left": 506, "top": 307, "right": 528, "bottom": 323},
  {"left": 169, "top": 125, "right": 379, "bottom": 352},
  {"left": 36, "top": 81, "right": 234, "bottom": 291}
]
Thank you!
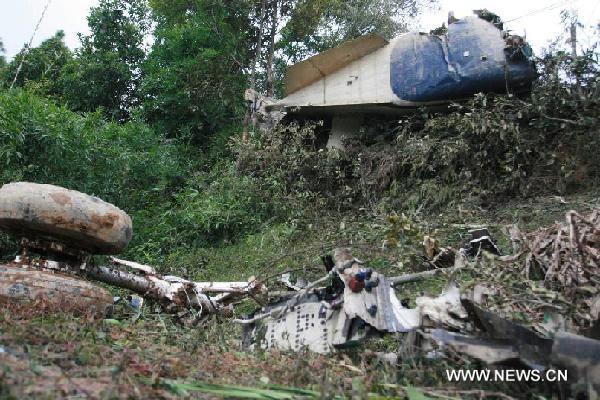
[
  {"left": 242, "top": 0, "right": 268, "bottom": 142},
  {"left": 266, "top": 0, "right": 278, "bottom": 98},
  {"left": 570, "top": 22, "right": 582, "bottom": 96}
]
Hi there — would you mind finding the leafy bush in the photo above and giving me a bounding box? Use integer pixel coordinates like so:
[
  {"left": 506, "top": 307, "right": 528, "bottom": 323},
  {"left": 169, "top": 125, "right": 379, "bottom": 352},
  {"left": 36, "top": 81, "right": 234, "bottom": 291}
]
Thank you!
[
  {"left": 381, "top": 47, "right": 600, "bottom": 209},
  {"left": 141, "top": 0, "right": 249, "bottom": 144},
  {"left": 235, "top": 121, "right": 359, "bottom": 212},
  {"left": 0, "top": 88, "right": 186, "bottom": 215},
  {"left": 124, "top": 162, "right": 282, "bottom": 266},
  {"left": 0, "top": 89, "right": 285, "bottom": 272}
]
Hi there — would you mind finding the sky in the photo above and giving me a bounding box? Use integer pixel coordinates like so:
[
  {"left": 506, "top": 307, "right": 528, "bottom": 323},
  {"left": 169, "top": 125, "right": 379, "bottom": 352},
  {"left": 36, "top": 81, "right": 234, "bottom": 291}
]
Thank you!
[{"left": 0, "top": 0, "right": 599, "bottom": 60}]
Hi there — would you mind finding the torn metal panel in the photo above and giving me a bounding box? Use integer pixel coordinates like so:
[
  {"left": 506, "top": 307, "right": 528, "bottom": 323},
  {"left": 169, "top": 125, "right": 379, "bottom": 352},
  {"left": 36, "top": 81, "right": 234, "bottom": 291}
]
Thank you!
[
  {"left": 460, "top": 228, "right": 501, "bottom": 257},
  {"left": 247, "top": 294, "right": 367, "bottom": 354},
  {"left": 335, "top": 247, "right": 420, "bottom": 333},
  {"left": 109, "top": 256, "right": 156, "bottom": 274},
  {"left": 242, "top": 249, "right": 420, "bottom": 353},
  {"left": 428, "top": 329, "right": 520, "bottom": 365},
  {"left": 462, "top": 299, "right": 553, "bottom": 369},
  {"left": 551, "top": 332, "right": 600, "bottom": 395},
  {"left": 341, "top": 270, "right": 420, "bottom": 332},
  {"left": 283, "top": 33, "right": 388, "bottom": 96},
  {"left": 390, "top": 17, "right": 535, "bottom": 102}
]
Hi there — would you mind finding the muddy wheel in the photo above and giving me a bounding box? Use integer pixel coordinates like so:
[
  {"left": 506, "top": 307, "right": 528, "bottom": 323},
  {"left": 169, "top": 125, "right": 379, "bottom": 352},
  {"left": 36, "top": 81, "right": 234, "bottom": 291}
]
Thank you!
[
  {"left": 0, "top": 182, "right": 132, "bottom": 255},
  {"left": 0, "top": 264, "right": 113, "bottom": 317}
]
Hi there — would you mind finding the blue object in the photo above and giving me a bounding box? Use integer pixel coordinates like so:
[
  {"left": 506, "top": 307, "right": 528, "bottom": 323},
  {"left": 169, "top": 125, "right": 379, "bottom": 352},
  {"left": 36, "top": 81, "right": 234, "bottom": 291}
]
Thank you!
[
  {"left": 390, "top": 17, "right": 536, "bottom": 102},
  {"left": 355, "top": 270, "right": 367, "bottom": 282},
  {"left": 367, "top": 305, "right": 378, "bottom": 317},
  {"left": 365, "top": 278, "right": 379, "bottom": 292}
]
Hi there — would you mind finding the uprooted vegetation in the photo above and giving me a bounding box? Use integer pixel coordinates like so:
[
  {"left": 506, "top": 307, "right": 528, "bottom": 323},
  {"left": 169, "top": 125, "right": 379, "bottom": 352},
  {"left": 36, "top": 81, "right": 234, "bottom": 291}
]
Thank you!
[{"left": 1, "top": 36, "right": 600, "bottom": 399}]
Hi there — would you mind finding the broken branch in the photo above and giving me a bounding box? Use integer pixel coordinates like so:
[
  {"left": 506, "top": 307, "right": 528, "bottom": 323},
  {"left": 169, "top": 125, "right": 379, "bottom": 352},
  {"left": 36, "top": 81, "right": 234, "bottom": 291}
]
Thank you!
[{"left": 389, "top": 265, "right": 467, "bottom": 286}]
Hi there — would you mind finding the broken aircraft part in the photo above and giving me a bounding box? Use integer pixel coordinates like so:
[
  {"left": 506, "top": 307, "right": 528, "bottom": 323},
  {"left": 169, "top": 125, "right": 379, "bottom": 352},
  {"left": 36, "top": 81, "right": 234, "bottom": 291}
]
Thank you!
[
  {"left": 552, "top": 332, "right": 600, "bottom": 394},
  {"left": 462, "top": 299, "right": 553, "bottom": 369},
  {"left": 241, "top": 248, "right": 422, "bottom": 354},
  {"left": 0, "top": 182, "right": 263, "bottom": 319},
  {"left": 0, "top": 182, "right": 132, "bottom": 255},
  {"left": 0, "top": 263, "right": 113, "bottom": 316},
  {"left": 85, "top": 263, "right": 263, "bottom": 316},
  {"left": 248, "top": 11, "right": 536, "bottom": 149},
  {"left": 427, "top": 329, "right": 521, "bottom": 365},
  {"left": 266, "top": 12, "right": 535, "bottom": 118},
  {"left": 460, "top": 228, "right": 502, "bottom": 257},
  {"left": 416, "top": 281, "right": 468, "bottom": 330}
]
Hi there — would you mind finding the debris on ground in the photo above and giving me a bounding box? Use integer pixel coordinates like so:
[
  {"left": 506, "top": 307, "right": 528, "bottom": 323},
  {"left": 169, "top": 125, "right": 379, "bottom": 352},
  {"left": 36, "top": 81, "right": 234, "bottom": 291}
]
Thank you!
[
  {"left": 0, "top": 182, "right": 264, "bottom": 323},
  {"left": 510, "top": 210, "right": 600, "bottom": 322},
  {"left": 240, "top": 248, "right": 420, "bottom": 354},
  {"left": 240, "top": 209, "right": 600, "bottom": 397},
  {"left": 1, "top": 181, "right": 600, "bottom": 398}
]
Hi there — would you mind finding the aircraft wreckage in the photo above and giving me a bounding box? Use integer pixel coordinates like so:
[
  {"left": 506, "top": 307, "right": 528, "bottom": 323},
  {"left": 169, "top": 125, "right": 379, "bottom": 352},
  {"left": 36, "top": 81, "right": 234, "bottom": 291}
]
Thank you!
[
  {"left": 246, "top": 10, "right": 537, "bottom": 148},
  {"left": 1, "top": 182, "right": 599, "bottom": 397}
]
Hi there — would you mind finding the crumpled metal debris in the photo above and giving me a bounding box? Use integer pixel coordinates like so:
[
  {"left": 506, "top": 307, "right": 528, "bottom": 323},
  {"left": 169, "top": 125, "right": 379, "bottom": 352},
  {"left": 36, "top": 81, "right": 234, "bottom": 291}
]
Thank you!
[
  {"left": 416, "top": 281, "right": 468, "bottom": 330},
  {"left": 240, "top": 223, "right": 600, "bottom": 397},
  {"left": 461, "top": 299, "right": 553, "bottom": 369},
  {"left": 426, "top": 329, "right": 520, "bottom": 364},
  {"left": 241, "top": 248, "right": 420, "bottom": 354},
  {"left": 461, "top": 228, "right": 501, "bottom": 257},
  {"left": 241, "top": 248, "right": 486, "bottom": 354},
  {"left": 552, "top": 332, "right": 600, "bottom": 395}
]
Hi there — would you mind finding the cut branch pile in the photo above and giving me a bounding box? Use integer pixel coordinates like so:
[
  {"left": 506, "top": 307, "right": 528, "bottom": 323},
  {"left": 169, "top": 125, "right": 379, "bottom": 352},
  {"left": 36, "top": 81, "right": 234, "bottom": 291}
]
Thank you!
[{"left": 512, "top": 209, "right": 600, "bottom": 302}]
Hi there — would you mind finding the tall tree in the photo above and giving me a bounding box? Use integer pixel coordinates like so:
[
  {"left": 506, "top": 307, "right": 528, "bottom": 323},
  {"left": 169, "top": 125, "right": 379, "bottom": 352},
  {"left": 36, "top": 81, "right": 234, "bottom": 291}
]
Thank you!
[
  {"left": 2, "top": 31, "right": 72, "bottom": 95},
  {"left": 141, "top": 0, "right": 251, "bottom": 145},
  {"left": 279, "top": 0, "right": 435, "bottom": 62},
  {"left": 0, "top": 37, "right": 6, "bottom": 69},
  {"left": 60, "top": 0, "right": 150, "bottom": 120}
]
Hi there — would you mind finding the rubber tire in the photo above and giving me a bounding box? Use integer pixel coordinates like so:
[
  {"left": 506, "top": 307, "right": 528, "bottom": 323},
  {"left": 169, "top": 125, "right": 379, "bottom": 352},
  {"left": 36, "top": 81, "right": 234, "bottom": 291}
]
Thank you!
[
  {"left": 0, "top": 264, "right": 113, "bottom": 317},
  {"left": 0, "top": 182, "right": 132, "bottom": 254}
]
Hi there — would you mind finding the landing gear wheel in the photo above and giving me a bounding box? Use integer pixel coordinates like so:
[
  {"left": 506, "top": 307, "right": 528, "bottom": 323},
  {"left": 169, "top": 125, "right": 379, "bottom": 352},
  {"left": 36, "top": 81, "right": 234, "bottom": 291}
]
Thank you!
[{"left": 0, "top": 182, "right": 132, "bottom": 255}]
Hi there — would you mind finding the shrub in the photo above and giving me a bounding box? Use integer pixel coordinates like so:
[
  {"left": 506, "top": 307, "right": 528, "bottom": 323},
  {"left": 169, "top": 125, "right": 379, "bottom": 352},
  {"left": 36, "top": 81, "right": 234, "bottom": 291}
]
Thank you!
[
  {"left": 124, "top": 162, "right": 281, "bottom": 266},
  {"left": 0, "top": 89, "right": 187, "bottom": 260},
  {"left": 0, "top": 89, "right": 186, "bottom": 212}
]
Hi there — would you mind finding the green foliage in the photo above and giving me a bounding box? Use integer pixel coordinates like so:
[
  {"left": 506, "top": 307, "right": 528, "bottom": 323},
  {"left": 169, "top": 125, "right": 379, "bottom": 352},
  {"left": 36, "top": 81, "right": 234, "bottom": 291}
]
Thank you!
[
  {"left": 157, "top": 379, "right": 338, "bottom": 399},
  {"left": 0, "top": 89, "right": 185, "bottom": 213},
  {"left": 1, "top": 31, "right": 72, "bottom": 95},
  {"left": 125, "top": 162, "right": 281, "bottom": 267},
  {"left": 141, "top": 0, "right": 250, "bottom": 144},
  {"left": 235, "top": 121, "right": 359, "bottom": 211},
  {"left": 60, "top": 0, "right": 150, "bottom": 120},
  {"left": 158, "top": 221, "right": 304, "bottom": 280},
  {"left": 278, "top": 0, "right": 435, "bottom": 62},
  {"left": 0, "top": 37, "right": 7, "bottom": 73},
  {"left": 383, "top": 47, "right": 600, "bottom": 209}
]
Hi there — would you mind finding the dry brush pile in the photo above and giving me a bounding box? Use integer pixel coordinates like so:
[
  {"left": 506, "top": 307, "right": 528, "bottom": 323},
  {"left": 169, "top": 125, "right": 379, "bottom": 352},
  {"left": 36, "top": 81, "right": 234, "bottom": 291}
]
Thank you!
[{"left": 467, "top": 209, "right": 600, "bottom": 336}]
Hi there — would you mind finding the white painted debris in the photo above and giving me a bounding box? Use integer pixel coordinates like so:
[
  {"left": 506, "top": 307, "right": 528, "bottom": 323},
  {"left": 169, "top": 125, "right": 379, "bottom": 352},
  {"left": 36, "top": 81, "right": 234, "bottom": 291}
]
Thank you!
[
  {"left": 110, "top": 256, "right": 156, "bottom": 274},
  {"left": 416, "top": 281, "right": 468, "bottom": 329},
  {"left": 241, "top": 248, "right": 421, "bottom": 353}
]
